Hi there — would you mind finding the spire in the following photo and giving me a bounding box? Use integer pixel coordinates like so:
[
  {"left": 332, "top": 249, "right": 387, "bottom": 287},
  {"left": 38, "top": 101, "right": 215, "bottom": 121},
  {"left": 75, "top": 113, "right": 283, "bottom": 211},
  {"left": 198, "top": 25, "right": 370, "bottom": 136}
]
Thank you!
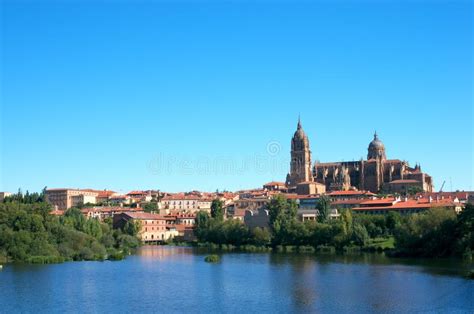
[
  {"left": 297, "top": 115, "right": 302, "bottom": 129},
  {"left": 374, "top": 130, "right": 378, "bottom": 140}
]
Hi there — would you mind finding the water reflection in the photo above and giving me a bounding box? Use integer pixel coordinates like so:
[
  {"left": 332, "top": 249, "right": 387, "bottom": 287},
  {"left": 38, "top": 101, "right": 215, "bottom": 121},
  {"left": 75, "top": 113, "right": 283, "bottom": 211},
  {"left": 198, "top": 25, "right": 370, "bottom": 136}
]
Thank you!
[
  {"left": 1, "top": 247, "right": 472, "bottom": 313},
  {"left": 138, "top": 245, "right": 195, "bottom": 262}
]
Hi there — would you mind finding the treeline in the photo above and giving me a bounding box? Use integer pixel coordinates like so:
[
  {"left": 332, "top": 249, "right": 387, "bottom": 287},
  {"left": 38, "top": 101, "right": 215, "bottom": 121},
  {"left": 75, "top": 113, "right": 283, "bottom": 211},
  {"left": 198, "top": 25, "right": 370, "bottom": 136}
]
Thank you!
[
  {"left": 3, "top": 188, "right": 46, "bottom": 204},
  {"left": 0, "top": 201, "right": 140, "bottom": 264},
  {"left": 195, "top": 195, "right": 474, "bottom": 259}
]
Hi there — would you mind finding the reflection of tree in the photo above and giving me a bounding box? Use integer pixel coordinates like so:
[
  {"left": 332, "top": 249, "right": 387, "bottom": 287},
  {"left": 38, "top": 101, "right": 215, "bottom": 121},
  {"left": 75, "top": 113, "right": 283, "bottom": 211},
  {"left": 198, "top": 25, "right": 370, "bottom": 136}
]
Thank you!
[{"left": 268, "top": 253, "right": 320, "bottom": 311}]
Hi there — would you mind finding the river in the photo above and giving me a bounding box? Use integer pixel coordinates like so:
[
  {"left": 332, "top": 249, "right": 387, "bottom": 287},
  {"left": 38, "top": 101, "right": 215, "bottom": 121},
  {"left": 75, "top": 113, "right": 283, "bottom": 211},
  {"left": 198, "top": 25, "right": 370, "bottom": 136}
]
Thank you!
[{"left": 1, "top": 246, "right": 473, "bottom": 313}]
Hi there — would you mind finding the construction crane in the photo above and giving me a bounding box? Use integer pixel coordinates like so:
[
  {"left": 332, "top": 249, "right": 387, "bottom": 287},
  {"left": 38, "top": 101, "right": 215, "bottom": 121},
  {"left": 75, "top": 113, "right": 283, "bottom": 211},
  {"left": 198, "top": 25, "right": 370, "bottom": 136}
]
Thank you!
[{"left": 439, "top": 180, "right": 446, "bottom": 193}]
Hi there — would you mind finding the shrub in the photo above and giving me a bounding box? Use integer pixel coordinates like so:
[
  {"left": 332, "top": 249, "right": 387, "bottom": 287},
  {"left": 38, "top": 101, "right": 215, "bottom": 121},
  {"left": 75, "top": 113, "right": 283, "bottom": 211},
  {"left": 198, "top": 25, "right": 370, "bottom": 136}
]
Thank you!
[
  {"left": 26, "top": 255, "right": 64, "bottom": 264},
  {"left": 204, "top": 254, "right": 220, "bottom": 263}
]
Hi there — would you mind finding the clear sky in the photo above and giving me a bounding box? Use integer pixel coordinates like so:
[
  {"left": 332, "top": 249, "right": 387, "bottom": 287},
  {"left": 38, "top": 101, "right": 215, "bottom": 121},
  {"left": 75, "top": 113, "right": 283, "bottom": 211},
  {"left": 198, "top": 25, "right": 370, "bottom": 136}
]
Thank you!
[{"left": 1, "top": 0, "right": 473, "bottom": 194}]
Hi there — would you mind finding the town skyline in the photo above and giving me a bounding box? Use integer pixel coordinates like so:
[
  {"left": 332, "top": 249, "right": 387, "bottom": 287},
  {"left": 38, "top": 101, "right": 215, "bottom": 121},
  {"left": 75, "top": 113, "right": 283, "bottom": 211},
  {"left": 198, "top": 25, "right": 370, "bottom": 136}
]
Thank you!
[
  {"left": 2, "top": 120, "right": 471, "bottom": 194},
  {"left": 2, "top": 1, "right": 472, "bottom": 193}
]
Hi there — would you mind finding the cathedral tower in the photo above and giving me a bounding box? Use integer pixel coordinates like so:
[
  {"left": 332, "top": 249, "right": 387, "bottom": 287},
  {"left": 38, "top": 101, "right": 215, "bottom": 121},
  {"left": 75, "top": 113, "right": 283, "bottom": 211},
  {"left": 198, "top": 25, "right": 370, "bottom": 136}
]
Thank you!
[{"left": 286, "top": 117, "right": 313, "bottom": 187}]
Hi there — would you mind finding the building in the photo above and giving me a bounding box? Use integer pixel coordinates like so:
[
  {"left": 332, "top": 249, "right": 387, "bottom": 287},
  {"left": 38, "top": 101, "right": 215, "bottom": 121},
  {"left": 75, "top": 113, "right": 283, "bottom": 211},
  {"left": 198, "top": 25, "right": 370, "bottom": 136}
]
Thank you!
[
  {"left": 113, "top": 212, "right": 178, "bottom": 242},
  {"left": 296, "top": 181, "right": 326, "bottom": 195},
  {"left": 352, "top": 196, "right": 463, "bottom": 215},
  {"left": 81, "top": 206, "right": 143, "bottom": 221},
  {"left": 313, "top": 132, "right": 434, "bottom": 193},
  {"left": 159, "top": 195, "right": 212, "bottom": 213},
  {"left": 263, "top": 182, "right": 287, "bottom": 192},
  {"left": 418, "top": 191, "right": 474, "bottom": 204},
  {"left": 244, "top": 207, "right": 270, "bottom": 230},
  {"left": 328, "top": 190, "right": 376, "bottom": 201},
  {"left": 45, "top": 188, "right": 99, "bottom": 210},
  {"left": 0, "top": 192, "right": 12, "bottom": 202},
  {"left": 127, "top": 191, "right": 152, "bottom": 203},
  {"left": 81, "top": 189, "right": 117, "bottom": 204},
  {"left": 286, "top": 117, "right": 314, "bottom": 188},
  {"left": 281, "top": 120, "right": 434, "bottom": 194},
  {"left": 164, "top": 213, "right": 196, "bottom": 227},
  {"left": 109, "top": 195, "right": 132, "bottom": 206}
]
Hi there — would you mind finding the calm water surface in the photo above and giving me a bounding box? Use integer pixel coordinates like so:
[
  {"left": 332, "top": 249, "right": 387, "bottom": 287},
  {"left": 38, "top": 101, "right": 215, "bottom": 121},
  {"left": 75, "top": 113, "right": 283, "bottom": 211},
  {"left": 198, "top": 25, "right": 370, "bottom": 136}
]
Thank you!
[{"left": 1, "top": 246, "right": 473, "bottom": 313}]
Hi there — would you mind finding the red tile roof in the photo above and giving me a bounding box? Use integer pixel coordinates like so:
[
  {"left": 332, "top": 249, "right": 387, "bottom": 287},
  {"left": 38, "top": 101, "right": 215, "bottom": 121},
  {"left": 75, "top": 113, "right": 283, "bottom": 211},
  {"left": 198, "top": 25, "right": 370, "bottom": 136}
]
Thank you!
[
  {"left": 389, "top": 179, "right": 420, "bottom": 184},
  {"left": 360, "top": 198, "right": 397, "bottom": 205},
  {"left": 353, "top": 198, "right": 461, "bottom": 212},
  {"left": 127, "top": 191, "right": 148, "bottom": 196},
  {"left": 264, "top": 181, "right": 286, "bottom": 186},
  {"left": 81, "top": 206, "right": 141, "bottom": 214},
  {"left": 329, "top": 190, "right": 376, "bottom": 196},
  {"left": 121, "top": 212, "right": 166, "bottom": 220}
]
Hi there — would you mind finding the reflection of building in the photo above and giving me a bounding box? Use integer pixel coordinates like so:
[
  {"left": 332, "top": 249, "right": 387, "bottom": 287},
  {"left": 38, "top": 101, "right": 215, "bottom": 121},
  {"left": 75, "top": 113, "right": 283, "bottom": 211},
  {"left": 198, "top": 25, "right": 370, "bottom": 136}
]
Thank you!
[
  {"left": 313, "top": 132, "right": 434, "bottom": 193},
  {"left": 46, "top": 188, "right": 98, "bottom": 210}
]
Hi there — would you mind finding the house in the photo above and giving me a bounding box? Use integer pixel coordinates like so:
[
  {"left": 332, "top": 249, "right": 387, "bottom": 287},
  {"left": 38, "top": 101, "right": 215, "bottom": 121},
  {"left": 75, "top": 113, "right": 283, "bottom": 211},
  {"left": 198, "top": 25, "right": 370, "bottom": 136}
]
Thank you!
[
  {"left": 0, "top": 192, "right": 12, "bottom": 202},
  {"left": 113, "top": 212, "right": 178, "bottom": 242},
  {"left": 352, "top": 196, "right": 464, "bottom": 215},
  {"left": 159, "top": 195, "right": 212, "bottom": 213},
  {"left": 109, "top": 195, "right": 132, "bottom": 206},
  {"left": 45, "top": 188, "right": 99, "bottom": 210},
  {"left": 81, "top": 206, "right": 143, "bottom": 221},
  {"left": 263, "top": 181, "right": 287, "bottom": 192},
  {"left": 328, "top": 190, "right": 376, "bottom": 201},
  {"left": 127, "top": 191, "right": 152, "bottom": 203}
]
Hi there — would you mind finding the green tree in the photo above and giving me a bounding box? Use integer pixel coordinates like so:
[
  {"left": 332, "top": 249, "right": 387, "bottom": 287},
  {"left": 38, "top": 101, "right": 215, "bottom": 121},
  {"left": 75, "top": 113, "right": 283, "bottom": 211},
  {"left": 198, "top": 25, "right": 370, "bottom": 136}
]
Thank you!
[
  {"left": 0, "top": 199, "right": 141, "bottom": 263},
  {"left": 195, "top": 211, "right": 211, "bottom": 241},
  {"left": 211, "top": 199, "right": 224, "bottom": 221},
  {"left": 453, "top": 203, "right": 474, "bottom": 258},
  {"left": 340, "top": 209, "right": 353, "bottom": 237},
  {"left": 352, "top": 223, "right": 369, "bottom": 246},
  {"left": 143, "top": 202, "right": 158, "bottom": 213},
  {"left": 394, "top": 207, "right": 457, "bottom": 257},
  {"left": 317, "top": 195, "right": 331, "bottom": 223},
  {"left": 268, "top": 194, "right": 298, "bottom": 245},
  {"left": 386, "top": 211, "right": 402, "bottom": 233},
  {"left": 251, "top": 227, "right": 271, "bottom": 246},
  {"left": 123, "top": 220, "right": 141, "bottom": 237}
]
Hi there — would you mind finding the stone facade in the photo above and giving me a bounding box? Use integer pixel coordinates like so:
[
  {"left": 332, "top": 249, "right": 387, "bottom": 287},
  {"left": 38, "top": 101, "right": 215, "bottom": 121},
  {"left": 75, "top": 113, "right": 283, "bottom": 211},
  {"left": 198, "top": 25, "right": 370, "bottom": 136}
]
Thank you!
[
  {"left": 313, "top": 133, "right": 434, "bottom": 193},
  {"left": 283, "top": 119, "right": 434, "bottom": 194},
  {"left": 45, "top": 188, "right": 98, "bottom": 210}
]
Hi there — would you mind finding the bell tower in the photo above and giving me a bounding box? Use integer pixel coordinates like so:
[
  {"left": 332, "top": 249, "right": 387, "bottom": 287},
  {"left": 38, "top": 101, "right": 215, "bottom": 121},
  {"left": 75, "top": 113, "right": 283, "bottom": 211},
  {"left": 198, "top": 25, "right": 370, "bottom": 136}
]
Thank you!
[{"left": 286, "top": 117, "right": 313, "bottom": 187}]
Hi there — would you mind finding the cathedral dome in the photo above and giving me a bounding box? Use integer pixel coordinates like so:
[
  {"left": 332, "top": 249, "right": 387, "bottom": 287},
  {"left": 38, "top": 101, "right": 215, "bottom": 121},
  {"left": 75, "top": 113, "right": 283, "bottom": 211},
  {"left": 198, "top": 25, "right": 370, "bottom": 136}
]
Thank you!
[
  {"left": 367, "top": 131, "right": 386, "bottom": 160},
  {"left": 368, "top": 132, "right": 384, "bottom": 150}
]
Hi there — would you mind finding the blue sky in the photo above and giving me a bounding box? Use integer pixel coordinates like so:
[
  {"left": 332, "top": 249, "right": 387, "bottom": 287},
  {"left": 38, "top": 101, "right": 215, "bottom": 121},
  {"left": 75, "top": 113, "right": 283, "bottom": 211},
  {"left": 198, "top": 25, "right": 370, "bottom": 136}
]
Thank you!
[{"left": 1, "top": 0, "right": 473, "bottom": 193}]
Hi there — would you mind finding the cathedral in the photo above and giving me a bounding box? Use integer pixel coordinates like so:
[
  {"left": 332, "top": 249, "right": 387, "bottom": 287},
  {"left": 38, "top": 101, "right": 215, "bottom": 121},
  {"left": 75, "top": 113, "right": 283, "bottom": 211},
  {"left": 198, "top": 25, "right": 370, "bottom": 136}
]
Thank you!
[{"left": 285, "top": 119, "right": 434, "bottom": 194}]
